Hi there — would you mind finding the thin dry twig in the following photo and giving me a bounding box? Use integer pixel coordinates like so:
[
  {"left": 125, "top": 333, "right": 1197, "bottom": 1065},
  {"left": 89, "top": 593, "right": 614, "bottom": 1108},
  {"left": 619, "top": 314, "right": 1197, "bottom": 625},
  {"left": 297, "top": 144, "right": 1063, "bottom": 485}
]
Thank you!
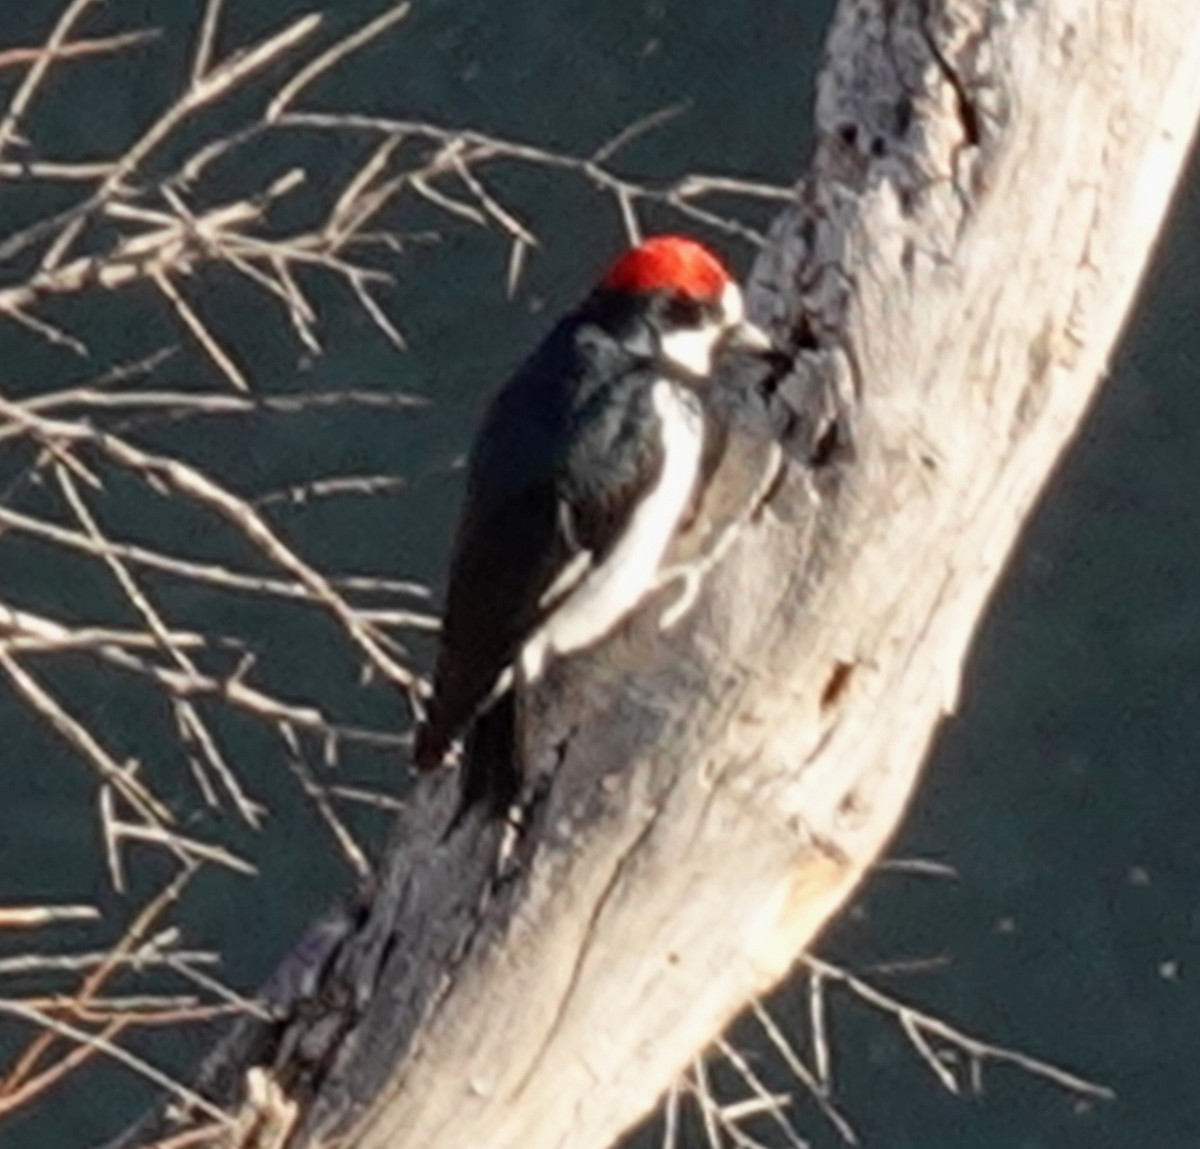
[
  {"left": 279, "top": 724, "right": 372, "bottom": 880},
  {"left": 0, "top": 646, "right": 174, "bottom": 834},
  {"left": 54, "top": 463, "right": 265, "bottom": 826},
  {"left": 150, "top": 269, "right": 250, "bottom": 392},
  {"left": 686, "top": 1056, "right": 773, "bottom": 1149},
  {"left": 0, "top": 10, "right": 785, "bottom": 327},
  {"left": 0, "top": 870, "right": 197, "bottom": 1111},
  {"left": 0, "top": 905, "right": 98, "bottom": 930},
  {"left": 802, "top": 956, "right": 1113, "bottom": 1101},
  {"left": 5, "top": 384, "right": 424, "bottom": 430},
  {"left": 275, "top": 110, "right": 793, "bottom": 246},
  {"left": 714, "top": 1037, "right": 808, "bottom": 1149},
  {"left": 191, "top": 0, "right": 226, "bottom": 83},
  {"left": 661, "top": 1081, "right": 682, "bottom": 1149},
  {"left": 0, "top": 946, "right": 216, "bottom": 978},
  {"left": 0, "top": 29, "right": 158, "bottom": 75},
  {"left": 0, "top": 0, "right": 100, "bottom": 160},
  {"left": 40, "top": 12, "right": 324, "bottom": 273},
  {"left": 0, "top": 499, "right": 429, "bottom": 618},
  {"left": 0, "top": 1019, "right": 127, "bottom": 1120},
  {"left": 0, "top": 999, "right": 234, "bottom": 1127},
  {"left": 751, "top": 999, "right": 858, "bottom": 1144},
  {"left": 267, "top": 2, "right": 412, "bottom": 122},
  {"left": 0, "top": 395, "right": 424, "bottom": 701}
]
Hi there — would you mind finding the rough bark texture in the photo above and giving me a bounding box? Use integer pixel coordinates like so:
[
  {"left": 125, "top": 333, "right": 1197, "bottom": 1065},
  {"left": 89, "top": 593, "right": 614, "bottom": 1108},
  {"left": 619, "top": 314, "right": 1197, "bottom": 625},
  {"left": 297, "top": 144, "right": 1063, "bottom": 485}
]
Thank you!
[{"left": 112, "top": 1, "right": 1200, "bottom": 1148}]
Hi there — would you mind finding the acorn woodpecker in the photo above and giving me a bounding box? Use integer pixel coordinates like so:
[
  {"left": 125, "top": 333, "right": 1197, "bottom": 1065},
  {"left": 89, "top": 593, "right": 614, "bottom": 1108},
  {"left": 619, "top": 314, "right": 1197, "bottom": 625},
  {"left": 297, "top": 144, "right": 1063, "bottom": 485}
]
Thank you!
[{"left": 414, "top": 235, "right": 773, "bottom": 788}]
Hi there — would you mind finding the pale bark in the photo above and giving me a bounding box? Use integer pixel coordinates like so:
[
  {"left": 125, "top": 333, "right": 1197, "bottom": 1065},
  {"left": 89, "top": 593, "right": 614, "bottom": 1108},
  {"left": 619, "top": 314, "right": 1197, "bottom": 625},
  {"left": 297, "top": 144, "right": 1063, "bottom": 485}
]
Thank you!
[{"left": 114, "top": 1, "right": 1200, "bottom": 1148}]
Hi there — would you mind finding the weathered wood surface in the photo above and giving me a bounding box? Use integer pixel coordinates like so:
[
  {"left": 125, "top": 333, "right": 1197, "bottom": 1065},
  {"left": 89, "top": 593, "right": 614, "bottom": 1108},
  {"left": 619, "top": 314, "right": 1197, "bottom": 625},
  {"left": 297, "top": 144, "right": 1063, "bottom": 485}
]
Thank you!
[{"left": 111, "top": 2, "right": 1200, "bottom": 1147}]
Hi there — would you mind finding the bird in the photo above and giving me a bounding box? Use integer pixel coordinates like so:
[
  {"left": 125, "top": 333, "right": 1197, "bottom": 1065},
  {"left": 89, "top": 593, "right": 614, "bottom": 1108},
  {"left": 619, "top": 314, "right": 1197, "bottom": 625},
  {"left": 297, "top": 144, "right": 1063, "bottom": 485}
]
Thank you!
[{"left": 414, "top": 234, "right": 775, "bottom": 805}]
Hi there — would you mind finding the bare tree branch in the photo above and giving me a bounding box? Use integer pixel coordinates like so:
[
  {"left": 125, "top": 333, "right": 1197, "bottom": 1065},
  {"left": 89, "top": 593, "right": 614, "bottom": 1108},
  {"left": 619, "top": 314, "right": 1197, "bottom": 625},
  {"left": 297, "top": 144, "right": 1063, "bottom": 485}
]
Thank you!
[
  {"left": 108, "top": 2, "right": 1190, "bottom": 1147},
  {"left": 6, "top": 0, "right": 1185, "bottom": 1145}
]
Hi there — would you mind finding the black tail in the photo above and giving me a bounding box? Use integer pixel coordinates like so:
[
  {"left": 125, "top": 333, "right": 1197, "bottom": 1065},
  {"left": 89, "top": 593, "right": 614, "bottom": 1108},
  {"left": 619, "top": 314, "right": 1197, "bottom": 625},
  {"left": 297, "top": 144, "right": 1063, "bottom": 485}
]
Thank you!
[{"left": 456, "top": 691, "right": 522, "bottom": 819}]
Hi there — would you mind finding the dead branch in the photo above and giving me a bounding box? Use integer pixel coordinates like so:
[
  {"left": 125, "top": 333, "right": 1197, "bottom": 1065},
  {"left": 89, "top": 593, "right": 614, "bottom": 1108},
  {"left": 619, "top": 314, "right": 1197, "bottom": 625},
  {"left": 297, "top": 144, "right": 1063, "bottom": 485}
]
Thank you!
[
  {"left": 4, "top": 0, "right": 1192, "bottom": 1145},
  {"left": 87, "top": 1, "right": 1194, "bottom": 1147}
]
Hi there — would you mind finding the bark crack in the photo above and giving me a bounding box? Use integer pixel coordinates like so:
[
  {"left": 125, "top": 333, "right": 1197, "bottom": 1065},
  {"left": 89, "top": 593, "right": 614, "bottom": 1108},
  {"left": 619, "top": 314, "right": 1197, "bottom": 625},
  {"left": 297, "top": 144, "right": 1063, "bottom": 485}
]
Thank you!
[{"left": 512, "top": 802, "right": 669, "bottom": 1101}]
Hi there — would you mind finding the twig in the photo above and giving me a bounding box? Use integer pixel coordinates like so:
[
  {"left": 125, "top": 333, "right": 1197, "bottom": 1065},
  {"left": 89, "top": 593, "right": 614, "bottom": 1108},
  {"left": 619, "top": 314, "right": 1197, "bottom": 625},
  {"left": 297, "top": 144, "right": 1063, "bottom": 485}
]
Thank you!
[
  {"left": 686, "top": 1056, "right": 773, "bottom": 1149},
  {"left": 0, "top": 396, "right": 425, "bottom": 706},
  {"left": 0, "top": 947, "right": 216, "bottom": 978},
  {"left": 267, "top": 3, "right": 413, "bottom": 122},
  {"left": 803, "top": 956, "right": 1113, "bottom": 1100},
  {"left": 151, "top": 269, "right": 250, "bottom": 391},
  {"left": 0, "top": 648, "right": 174, "bottom": 834},
  {"left": 590, "top": 103, "right": 690, "bottom": 166},
  {"left": 254, "top": 473, "right": 409, "bottom": 507},
  {"left": 0, "top": 598, "right": 204, "bottom": 654},
  {"left": 107, "top": 819, "right": 254, "bottom": 877},
  {"left": 279, "top": 724, "right": 372, "bottom": 881},
  {"left": 163, "top": 956, "right": 272, "bottom": 1024},
  {"left": 0, "top": 498, "right": 431, "bottom": 620},
  {"left": 0, "top": 30, "right": 158, "bottom": 75},
  {"left": 278, "top": 111, "right": 791, "bottom": 245},
  {"left": 0, "top": 870, "right": 198, "bottom": 1100},
  {"left": 191, "top": 0, "right": 226, "bottom": 83},
  {"left": 0, "top": 999, "right": 234, "bottom": 1128},
  {"left": 751, "top": 999, "right": 858, "bottom": 1144},
  {"left": 39, "top": 12, "right": 324, "bottom": 272},
  {"left": 661, "top": 1081, "right": 682, "bottom": 1149},
  {"left": 0, "top": 1020, "right": 126, "bottom": 1119},
  {"left": 715, "top": 1037, "right": 808, "bottom": 1149},
  {"left": 0, "top": 0, "right": 101, "bottom": 160},
  {"left": 54, "top": 463, "right": 264, "bottom": 826},
  {"left": 0, "top": 905, "right": 98, "bottom": 930}
]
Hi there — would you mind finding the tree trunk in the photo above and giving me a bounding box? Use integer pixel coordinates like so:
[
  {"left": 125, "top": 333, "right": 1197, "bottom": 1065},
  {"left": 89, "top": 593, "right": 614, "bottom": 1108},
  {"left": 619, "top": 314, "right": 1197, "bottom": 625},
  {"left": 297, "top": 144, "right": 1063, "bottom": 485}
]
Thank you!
[{"left": 112, "top": 1, "right": 1200, "bottom": 1147}]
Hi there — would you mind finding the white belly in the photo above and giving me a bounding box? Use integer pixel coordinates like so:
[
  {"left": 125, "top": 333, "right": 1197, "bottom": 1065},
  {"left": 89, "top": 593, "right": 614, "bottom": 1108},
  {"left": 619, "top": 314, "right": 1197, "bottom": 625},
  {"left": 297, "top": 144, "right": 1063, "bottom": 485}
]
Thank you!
[{"left": 521, "top": 380, "right": 704, "bottom": 679}]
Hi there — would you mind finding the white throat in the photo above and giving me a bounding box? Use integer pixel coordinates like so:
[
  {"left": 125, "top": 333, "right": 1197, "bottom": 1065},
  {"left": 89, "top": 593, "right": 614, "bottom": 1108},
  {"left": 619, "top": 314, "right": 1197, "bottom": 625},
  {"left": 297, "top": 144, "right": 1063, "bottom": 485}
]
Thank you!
[
  {"left": 657, "top": 281, "right": 746, "bottom": 377},
  {"left": 658, "top": 324, "right": 722, "bottom": 376}
]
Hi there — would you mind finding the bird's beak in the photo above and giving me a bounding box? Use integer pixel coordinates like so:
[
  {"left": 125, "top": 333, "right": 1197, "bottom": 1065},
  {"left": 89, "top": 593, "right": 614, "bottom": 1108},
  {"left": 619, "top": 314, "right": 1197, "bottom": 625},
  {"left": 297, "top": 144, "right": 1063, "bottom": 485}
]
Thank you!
[
  {"left": 717, "top": 284, "right": 783, "bottom": 360},
  {"left": 725, "top": 318, "right": 776, "bottom": 356}
]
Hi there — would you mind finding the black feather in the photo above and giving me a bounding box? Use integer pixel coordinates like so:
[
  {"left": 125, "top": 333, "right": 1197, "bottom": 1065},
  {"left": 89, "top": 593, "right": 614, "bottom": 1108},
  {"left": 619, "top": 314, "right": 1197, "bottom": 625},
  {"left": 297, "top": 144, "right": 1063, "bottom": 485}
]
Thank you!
[{"left": 414, "top": 301, "right": 671, "bottom": 779}]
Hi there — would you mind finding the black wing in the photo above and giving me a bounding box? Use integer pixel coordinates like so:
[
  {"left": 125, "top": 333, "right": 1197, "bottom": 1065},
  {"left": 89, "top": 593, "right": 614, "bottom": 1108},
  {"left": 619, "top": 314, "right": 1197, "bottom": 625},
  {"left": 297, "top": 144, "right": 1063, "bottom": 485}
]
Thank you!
[{"left": 414, "top": 325, "right": 666, "bottom": 773}]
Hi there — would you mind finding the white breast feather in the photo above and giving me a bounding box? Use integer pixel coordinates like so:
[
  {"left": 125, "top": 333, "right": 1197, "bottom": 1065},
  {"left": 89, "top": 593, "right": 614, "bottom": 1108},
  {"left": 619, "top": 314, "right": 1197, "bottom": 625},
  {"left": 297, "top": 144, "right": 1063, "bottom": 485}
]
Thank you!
[{"left": 520, "top": 380, "right": 704, "bottom": 681}]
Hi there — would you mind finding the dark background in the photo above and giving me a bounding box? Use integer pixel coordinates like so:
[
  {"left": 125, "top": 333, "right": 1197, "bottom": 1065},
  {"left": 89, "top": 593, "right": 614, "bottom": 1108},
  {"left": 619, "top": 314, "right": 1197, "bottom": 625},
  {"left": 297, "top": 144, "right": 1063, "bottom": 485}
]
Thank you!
[{"left": 1, "top": 2, "right": 1198, "bottom": 1147}]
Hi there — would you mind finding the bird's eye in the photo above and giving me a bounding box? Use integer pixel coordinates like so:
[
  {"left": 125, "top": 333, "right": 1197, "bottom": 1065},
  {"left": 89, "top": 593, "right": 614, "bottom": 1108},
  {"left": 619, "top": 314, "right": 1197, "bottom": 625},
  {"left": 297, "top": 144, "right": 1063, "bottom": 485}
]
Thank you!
[{"left": 662, "top": 294, "right": 707, "bottom": 328}]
